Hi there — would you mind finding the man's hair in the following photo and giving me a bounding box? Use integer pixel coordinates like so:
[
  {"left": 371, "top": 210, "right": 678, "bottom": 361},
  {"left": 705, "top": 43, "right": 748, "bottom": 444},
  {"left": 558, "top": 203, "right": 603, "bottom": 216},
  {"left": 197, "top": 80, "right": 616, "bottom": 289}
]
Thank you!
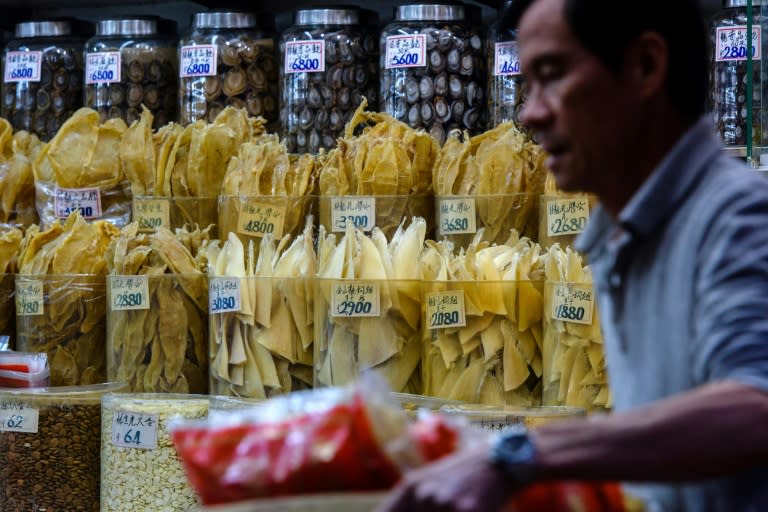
[{"left": 506, "top": 0, "right": 708, "bottom": 120}]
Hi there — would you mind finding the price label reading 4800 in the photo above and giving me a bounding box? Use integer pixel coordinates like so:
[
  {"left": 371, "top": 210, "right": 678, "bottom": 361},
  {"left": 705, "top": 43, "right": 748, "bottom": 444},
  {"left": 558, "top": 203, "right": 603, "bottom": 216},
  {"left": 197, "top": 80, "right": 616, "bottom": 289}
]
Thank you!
[
  {"left": 0, "top": 402, "right": 39, "bottom": 433},
  {"left": 332, "top": 281, "right": 381, "bottom": 318},
  {"left": 284, "top": 40, "right": 325, "bottom": 74},
  {"left": 109, "top": 275, "right": 150, "bottom": 311},
  {"left": 237, "top": 200, "right": 287, "bottom": 239},
  {"left": 112, "top": 410, "right": 159, "bottom": 450},
  {"left": 551, "top": 283, "right": 594, "bottom": 325}
]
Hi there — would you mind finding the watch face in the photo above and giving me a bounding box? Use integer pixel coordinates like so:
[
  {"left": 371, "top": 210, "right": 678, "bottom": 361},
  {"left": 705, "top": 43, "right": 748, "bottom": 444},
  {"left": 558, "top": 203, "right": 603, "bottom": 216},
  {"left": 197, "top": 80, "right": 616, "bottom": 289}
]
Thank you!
[{"left": 491, "top": 429, "right": 537, "bottom": 484}]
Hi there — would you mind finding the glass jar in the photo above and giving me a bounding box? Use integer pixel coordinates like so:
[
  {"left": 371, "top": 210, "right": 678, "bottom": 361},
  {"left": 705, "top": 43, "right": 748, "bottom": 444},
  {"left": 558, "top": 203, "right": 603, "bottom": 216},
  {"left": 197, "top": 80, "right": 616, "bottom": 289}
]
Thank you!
[
  {"left": 2, "top": 20, "right": 84, "bottom": 141},
  {"left": 709, "top": 0, "right": 768, "bottom": 148},
  {"left": 487, "top": 0, "right": 525, "bottom": 129},
  {"left": 179, "top": 11, "right": 278, "bottom": 127},
  {"left": 84, "top": 16, "right": 178, "bottom": 129},
  {"left": 280, "top": 8, "right": 377, "bottom": 154},
  {"left": 380, "top": 4, "right": 485, "bottom": 145}
]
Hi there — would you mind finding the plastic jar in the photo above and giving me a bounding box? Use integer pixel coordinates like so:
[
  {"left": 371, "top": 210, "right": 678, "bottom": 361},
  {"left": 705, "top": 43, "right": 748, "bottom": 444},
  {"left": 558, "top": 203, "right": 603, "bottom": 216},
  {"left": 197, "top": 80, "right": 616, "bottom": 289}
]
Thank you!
[
  {"left": 380, "top": 4, "right": 485, "bottom": 145},
  {"left": 280, "top": 8, "right": 378, "bottom": 154},
  {"left": 84, "top": 16, "right": 178, "bottom": 128},
  {"left": 1, "top": 20, "right": 84, "bottom": 141},
  {"left": 179, "top": 11, "right": 278, "bottom": 127},
  {"left": 709, "top": 0, "right": 768, "bottom": 147},
  {"left": 487, "top": 0, "right": 525, "bottom": 129}
]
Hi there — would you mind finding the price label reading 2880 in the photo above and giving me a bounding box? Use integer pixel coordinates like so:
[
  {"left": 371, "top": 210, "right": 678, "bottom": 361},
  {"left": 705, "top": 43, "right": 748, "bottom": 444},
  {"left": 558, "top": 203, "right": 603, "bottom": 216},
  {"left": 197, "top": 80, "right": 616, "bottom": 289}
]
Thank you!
[
  {"left": 332, "top": 281, "right": 381, "bottom": 318},
  {"left": 284, "top": 40, "right": 325, "bottom": 74},
  {"left": 109, "top": 276, "right": 150, "bottom": 311}
]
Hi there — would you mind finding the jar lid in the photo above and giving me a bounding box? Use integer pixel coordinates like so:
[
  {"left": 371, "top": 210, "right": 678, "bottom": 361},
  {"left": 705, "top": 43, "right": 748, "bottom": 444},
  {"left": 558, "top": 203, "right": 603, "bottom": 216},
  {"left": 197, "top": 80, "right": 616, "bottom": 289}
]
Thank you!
[
  {"left": 294, "top": 8, "right": 360, "bottom": 26},
  {"left": 15, "top": 20, "right": 72, "bottom": 38},
  {"left": 193, "top": 11, "right": 257, "bottom": 29},
  {"left": 395, "top": 3, "right": 465, "bottom": 21},
  {"left": 723, "top": 0, "right": 766, "bottom": 6},
  {"left": 96, "top": 16, "right": 159, "bottom": 36}
]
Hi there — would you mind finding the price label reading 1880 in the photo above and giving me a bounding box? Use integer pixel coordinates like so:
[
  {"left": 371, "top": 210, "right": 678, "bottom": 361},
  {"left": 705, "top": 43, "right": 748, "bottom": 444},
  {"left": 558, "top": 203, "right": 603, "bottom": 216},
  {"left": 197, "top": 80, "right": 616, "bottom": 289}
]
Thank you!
[
  {"left": 426, "top": 290, "right": 466, "bottom": 329},
  {"left": 112, "top": 410, "right": 159, "bottom": 449},
  {"left": 133, "top": 198, "right": 170, "bottom": 233},
  {"left": 385, "top": 35, "right": 427, "bottom": 69},
  {"left": 15, "top": 278, "right": 43, "bottom": 317},
  {"left": 237, "top": 200, "right": 287, "bottom": 239},
  {"left": 551, "top": 283, "right": 594, "bottom": 325},
  {"left": 85, "top": 52, "right": 121, "bottom": 84},
  {"left": 716, "top": 26, "right": 761, "bottom": 62},
  {"left": 494, "top": 42, "right": 521, "bottom": 76},
  {"left": 180, "top": 45, "right": 217, "bottom": 77},
  {"left": 54, "top": 187, "right": 102, "bottom": 220},
  {"left": 0, "top": 402, "right": 39, "bottom": 433},
  {"left": 438, "top": 197, "right": 477, "bottom": 235},
  {"left": 209, "top": 277, "right": 241, "bottom": 314},
  {"left": 332, "top": 281, "right": 381, "bottom": 318},
  {"left": 109, "top": 275, "right": 150, "bottom": 311},
  {"left": 285, "top": 40, "right": 325, "bottom": 74},
  {"left": 331, "top": 196, "right": 376, "bottom": 232},
  {"left": 547, "top": 197, "right": 590, "bottom": 237},
  {"left": 4, "top": 51, "right": 42, "bottom": 83}
]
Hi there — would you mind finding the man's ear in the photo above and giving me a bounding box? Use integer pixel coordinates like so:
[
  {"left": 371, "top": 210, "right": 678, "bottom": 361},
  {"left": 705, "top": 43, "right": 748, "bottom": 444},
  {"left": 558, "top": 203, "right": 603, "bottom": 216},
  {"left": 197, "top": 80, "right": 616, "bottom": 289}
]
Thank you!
[{"left": 624, "top": 31, "right": 669, "bottom": 99}]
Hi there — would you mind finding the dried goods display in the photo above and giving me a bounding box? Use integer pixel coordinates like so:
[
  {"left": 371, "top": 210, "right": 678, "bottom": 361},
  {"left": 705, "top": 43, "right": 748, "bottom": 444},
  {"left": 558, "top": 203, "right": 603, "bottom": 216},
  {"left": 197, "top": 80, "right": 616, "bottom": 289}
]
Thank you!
[
  {"left": 543, "top": 245, "right": 611, "bottom": 411},
  {"left": 180, "top": 11, "right": 279, "bottom": 129},
  {"left": 487, "top": 0, "right": 525, "bottom": 129},
  {"left": 0, "top": 225, "right": 22, "bottom": 349},
  {"left": 319, "top": 101, "right": 437, "bottom": 238},
  {"left": 106, "top": 224, "right": 211, "bottom": 393},
  {"left": 380, "top": 4, "right": 485, "bottom": 145},
  {"left": 16, "top": 212, "right": 119, "bottom": 385},
  {"left": 84, "top": 17, "right": 177, "bottom": 128},
  {"left": 315, "top": 219, "right": 426, "bottom": 393},
  {"left": 2, "top": 20, "right": 84, "bottom": 141},
  {"left": 0, "top": 117, "right": 43, "bottom": 226},
  {"left": 420, "top": 230, "right": 545, "bottom": 405},
  {"left": 101, "top": 394, "right": 209, "bottom": 511},
  {"left": 280, "top": 7, "right": 378, "bottom": 153},
  {"left": 208, "top": 220, "right": 316, "bottom": 398}
]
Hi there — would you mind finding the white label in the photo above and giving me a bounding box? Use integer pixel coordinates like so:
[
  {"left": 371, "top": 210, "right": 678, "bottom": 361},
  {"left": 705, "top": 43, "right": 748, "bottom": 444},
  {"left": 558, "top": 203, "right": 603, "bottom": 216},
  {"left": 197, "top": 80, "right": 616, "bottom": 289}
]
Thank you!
[
  {"left": 426, "top": 290, "right": 466, "bottom": 329},
  {"left": 15, "top": 278, "right": 43, "bottom": 317},
  {"left": 331, "top": 196, "right": 376, "bottom": 232},
  {"left": 551, "top": 283, "right": 594, "bottom": 325},
  {"left": 112, "top": 410, "right": 159, "bottom": 449},
  {"left": 546, "top": 197, "right": 590, "bottom": 237},
  {"left": 109, "top": 275, "right": 150, "bottom": 311},
  {"left": 284, "top": 40, "right": 325, "bottom": 74},
  {"left": 385, "top": 35, "right": 427, "bottom": 69},
  {"left": 209, "top": 277, "right": 241, "bottom": 314},
  {"left": 716, "top": 26, "right": 761, "bottom": 62},
  {"left": 237, "top": 200, "right": 287, "bottom": 239},
  {"left": 4, "top": 51, "right": 42, "bottom": 83},
  {"left": 180, "top": 44, "right": 217, "bottom": 78},
  {"left": 54, "top": 187, "right": 102, "bottom": 220},
  {"left": 0, "top": 403, "right": 39, "bottom": 433},
  {"left": 438, "top": 197, "right": 477, "bottom": 235},
  {"left": 133, "top": 198, "right": 170, "bottom": 233},
  {"left": 494, "top": 42, "right": 521, "bottom": 76},
  {"left": 85, "top": 52, "right": 121, "bottom": 84},
  {"left": 332, "top": 281, "right": 381, "bottom": 318}
]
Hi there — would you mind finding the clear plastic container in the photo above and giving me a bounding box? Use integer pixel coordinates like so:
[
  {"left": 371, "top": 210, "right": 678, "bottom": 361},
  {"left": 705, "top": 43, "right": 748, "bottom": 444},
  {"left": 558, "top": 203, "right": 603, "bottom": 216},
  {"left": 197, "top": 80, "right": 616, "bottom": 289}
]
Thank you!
[
  {"left": 280, "top": 8, "right": 377, "bottom": 153},
  {"left": 179, "top": 11, "right": 278, "bottom": 128},
  {"left": 487, "top": 0, "right": 525, "bottom": 129},
  {"left": 0, "top": 272, "right": 14, "bottom": 349},
  {"left": 440, "top": 403, "right": 586, "bottom": 432},
  {"left": 84, "top": 16, "right": 178, "bottom": 128},
  {"left": 193, "top": 493, "right": 387, "bottom": 512},
  {"left": 132, "top": 196, "right": 219, "bottom": 237},
  {"left": 380, "top": 4, "right": 486, "bottom": 145},
  {"left": 2, "top": 20, "right": 84, "bottom": 141}
]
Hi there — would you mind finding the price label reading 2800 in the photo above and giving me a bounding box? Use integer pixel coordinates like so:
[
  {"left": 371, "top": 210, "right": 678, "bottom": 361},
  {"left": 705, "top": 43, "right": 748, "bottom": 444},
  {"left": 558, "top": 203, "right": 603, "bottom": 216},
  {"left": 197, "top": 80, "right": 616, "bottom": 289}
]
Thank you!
[
  {"left": 385, "top": 35, "right": 427, "bottom": 69},
  {"left": 716, "top": 26, "right": 761, "bottom": 62},
  {"left": 285, "top": 40, "right": 325, "bottom": 74},
  {"left": 109, "top": 275, "right": 150, "bottom": 311},
  {"left": 332, "top": 281, "right": 381, "bottom": 318}
]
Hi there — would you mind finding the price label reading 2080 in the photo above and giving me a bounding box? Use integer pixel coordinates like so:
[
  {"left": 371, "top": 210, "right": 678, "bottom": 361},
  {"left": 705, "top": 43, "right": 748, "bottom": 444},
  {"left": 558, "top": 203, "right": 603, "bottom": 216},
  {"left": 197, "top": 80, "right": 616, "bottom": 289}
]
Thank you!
[{"left": 285, "top": 40, "right": 325, "bottom": 74}]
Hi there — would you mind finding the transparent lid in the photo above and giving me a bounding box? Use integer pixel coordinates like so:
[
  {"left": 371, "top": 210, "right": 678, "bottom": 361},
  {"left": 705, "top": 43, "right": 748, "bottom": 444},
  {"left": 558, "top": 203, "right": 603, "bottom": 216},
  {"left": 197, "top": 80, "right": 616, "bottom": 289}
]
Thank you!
[
  {"left": 294, "top": 8, "right": 360, "bottom": 26},
  {"left": 0, "top": 382, "right": 127, "bottom": 401},
  {"left": 395, "top": 4, "right": 465, "bottom": 21},
  {"left": 724, "top": 0, "right": 766, "bottom": 6},
  {"left": 391, "top": 392, "right": 463, "bottom": 411},
  {"left": 440, "top": 404, "right": 586, "bottom": 420},
  {"left": 96, "top": 16, "right": 159, "bottom": 36},
  {"left": 15, "top": 20, "right": 72, "bottom": 38},
  {"left": 103, "top": 392, "right": 210, "bottom": 408},
  {"left": 193, "top": 11, "right": 257, "bottom": 29}
]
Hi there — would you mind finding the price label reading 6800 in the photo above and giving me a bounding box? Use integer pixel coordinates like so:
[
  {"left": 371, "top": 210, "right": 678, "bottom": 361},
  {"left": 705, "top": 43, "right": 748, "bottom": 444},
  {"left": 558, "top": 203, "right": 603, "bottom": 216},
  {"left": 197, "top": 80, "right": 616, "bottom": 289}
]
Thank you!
[{"left": 285, "top": 40, "right": 325, "bottom": 74}]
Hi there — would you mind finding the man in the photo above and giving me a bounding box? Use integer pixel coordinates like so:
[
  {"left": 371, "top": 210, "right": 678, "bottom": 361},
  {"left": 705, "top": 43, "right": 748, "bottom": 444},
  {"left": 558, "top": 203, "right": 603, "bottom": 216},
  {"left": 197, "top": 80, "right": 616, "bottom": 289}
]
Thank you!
[{"left": 378, "top": 0, "right": 768, "bottom": 511}]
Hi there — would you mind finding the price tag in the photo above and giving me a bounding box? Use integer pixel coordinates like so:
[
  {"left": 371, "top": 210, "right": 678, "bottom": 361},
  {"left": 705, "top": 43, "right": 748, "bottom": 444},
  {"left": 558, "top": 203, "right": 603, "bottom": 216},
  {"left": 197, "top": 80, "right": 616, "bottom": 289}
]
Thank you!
[
  {"left": 385, "top": 34, "right": 427, "bottom": 69},
  {"left": 331, "top": 196, "right": 376, "bottom": 232},
  {"left": 237, "top": 200, "right": 286, "bottom": 239},
  {"left": 426, "top": 290, "right": 466, "bottom": 329},
  {"left": 112, "top": 410, "right": 159, "bottom": 449},
  {"left": 209, "top": 277, "right": 241, "bottom": 314},
  {"left": 716, "top": 26, "right": 761, "bottom": 62},
  {"left": 4, "top": 51, "right": 42, "bottom": 83},
  {"left": 284, "top": 40, "right": 325, "bottom": 74},
  {"left": 109, "top": 275, "right": 150, "bottom": 311},
  {"left": 332, "top": 281, "right": 380, "bottom": 318},
  {"left": 85, "top": 52, "right": 121, "bottom": 84},
  {"left": 494, "top": 42, "right": 521, "bottom": 76},
  {"left": 54, "top": 187, "right": 102, "bottom": 220},
  {"left": 546, "top": 197, "right": 590, "bottom": 237},
  {"left": 437, "top": 197, "right": 477, "bottom": 235},
  {"left": 0, "top": 402, "right": 39, "bottom": 433},
  {"left": 133, "top": 198, "right": 170, "bottom": 233},
  {"left": 15, "top": 279, "right": 43, "bottom": 317},
  {"left": 180, "top": 44, "right": 217, "bottom": 78},
  {"left": 551, "top": 283, "right": 594, "bottom": 325}
]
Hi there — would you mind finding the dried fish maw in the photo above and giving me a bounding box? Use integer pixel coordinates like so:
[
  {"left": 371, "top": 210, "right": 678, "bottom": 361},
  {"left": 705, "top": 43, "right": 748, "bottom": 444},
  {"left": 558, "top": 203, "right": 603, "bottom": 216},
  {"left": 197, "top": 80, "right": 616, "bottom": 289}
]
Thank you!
[
  {"left": 158, "top": 281, "right": 188, "bottom": 383},
  {"left": 251, "top": 337, "right": 281, "bottom": 390},
  {"left": 447, "top": 355, "right": 486, "bottom": 402},
  {"left": 391, "top": 218, "right": 425, "bottom": 301},
  {"left": 254, "top": 298, "right": 295, "bottom": 362},
  {"left": 154, "top": 123, "right": 183, "bottom": 196},
  {"left": 358, "top": 315, "right": 400, "bottom": 369},
  {"left": 406, "top": 131, "right": 438, "bottom": 194},
  {"left": 325, "top": 323, "right": 357, "bottom": 385},
  {"left": 503, "top": 333, "right": 529, "bottom": 392},
  {"left": 433, "top": 133, "right": 469, "bottom": 194},
  {"left": 238, "top": 338, "right": 266, "bottom": 398},
  {"left": 86, "top": 118, "right": 127, "bottom": 189},
  {"left": 164, "top": 122, "right": 199, "bottom": 196},
  {"left": 479, "top": 370, "right": 506, "bottom": 405},
  {"left": 0, "top": 227, "right": 22, "bottom": 273},
  {"left": 50, "top": 345, "right": 79, "bottom": 385},
  {"left": 188, "top": 123, "right": 237, "bottom": 197},
  {"left": 480, "top": 317, "right": 504, "bottom": 361},
  {"left": 120, "top": 107, "right": 155, "bottom": 196},
  {"left": 458, "top": 313, "right": 494, "bottom": 346},
  {"left": 43, "top": 108, "right": 99, "bottom": 187},
  {"left": 373, "top": 333, "right": 420, "bottom": 392},
  {"left": 1, "top": 150, "right": 35, "bottom": 223},
  {"left": 436, "top": 330, "right": 462, "bottom": 368},
  {"left": 517, "top": 281, "right": 542, "bottom": 332}
]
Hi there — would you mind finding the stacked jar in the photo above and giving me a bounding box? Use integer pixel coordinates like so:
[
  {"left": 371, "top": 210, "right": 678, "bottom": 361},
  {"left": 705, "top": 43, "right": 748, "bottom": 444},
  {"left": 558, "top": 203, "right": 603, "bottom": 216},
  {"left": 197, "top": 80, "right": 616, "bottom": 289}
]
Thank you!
[
  {"left": 84, "top": 16, "right": 178, "bottom": 128},
  {"left": 280, "top": 8, "right": 378, "bottom": 154},
  {"left": 2, "top": 20, "right": 84, "bottom": 141},
  {"left": 380, "top": 3, "right": 486, "bottom": 145},
  {"left": 709, "top": 0, "right": 768, "bottom": 148},
  {"left": 487, "top": 0, "right": 525, "bottom": 129},
  {"left": 179, "top": 11, "right": 279, "bottom": 127}
]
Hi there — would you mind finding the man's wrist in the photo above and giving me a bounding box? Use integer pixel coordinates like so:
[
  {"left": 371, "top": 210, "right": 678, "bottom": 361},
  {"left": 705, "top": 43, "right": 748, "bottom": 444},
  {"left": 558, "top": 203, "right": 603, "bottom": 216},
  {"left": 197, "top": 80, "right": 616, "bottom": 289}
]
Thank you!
[{"left": 488, "top": 426, "right": 538, "bottom": 485}]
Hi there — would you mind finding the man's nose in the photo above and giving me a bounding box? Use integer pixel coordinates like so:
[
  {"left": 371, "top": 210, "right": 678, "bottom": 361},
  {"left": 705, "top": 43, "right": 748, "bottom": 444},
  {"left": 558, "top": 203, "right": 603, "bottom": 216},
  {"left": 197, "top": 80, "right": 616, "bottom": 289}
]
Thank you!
[{"left": 520, "top": 88, "right": 552, "bottom": 130}]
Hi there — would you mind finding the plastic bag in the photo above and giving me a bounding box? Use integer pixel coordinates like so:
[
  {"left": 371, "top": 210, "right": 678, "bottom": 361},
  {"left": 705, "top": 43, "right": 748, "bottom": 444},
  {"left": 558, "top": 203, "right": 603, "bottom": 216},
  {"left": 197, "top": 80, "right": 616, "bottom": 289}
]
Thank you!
[
  {"left": 0, "top": 351, "right": 49, "bottom": 388},
  {"left": 35, "top": 180, "right": 132, "bottom": 229}
]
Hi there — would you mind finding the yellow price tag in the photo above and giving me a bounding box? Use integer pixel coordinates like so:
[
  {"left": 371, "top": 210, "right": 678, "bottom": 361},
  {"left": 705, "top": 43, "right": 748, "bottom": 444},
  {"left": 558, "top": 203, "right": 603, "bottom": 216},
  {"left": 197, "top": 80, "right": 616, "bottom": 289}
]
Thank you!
[
  {"left": 332, "top": 281, "right": 381, "bottom": 317},
  {"left": 15, "top": 278, "right": 43, "bottom": 317},
  {"left": 551, "top": 283, "right": 594, "bottom": 325},
  {"left": 425, "top": 290, "right": 466, "bottom": 329},
  {"left": 237, "top": 200, "right": 286, "bottom": 239},
  {"left": 546, "top": 197, "right": 590, "bottom": 237},
  {"left": 133, "top": 198, "right": 170, "bottom": 233}
]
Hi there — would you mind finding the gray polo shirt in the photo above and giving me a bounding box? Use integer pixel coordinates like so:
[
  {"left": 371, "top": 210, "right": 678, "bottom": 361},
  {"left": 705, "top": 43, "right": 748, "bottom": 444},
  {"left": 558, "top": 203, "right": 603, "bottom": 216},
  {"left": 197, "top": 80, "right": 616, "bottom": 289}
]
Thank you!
[{"left": 575, "top": 117, "right": 768, "bottom": 512}]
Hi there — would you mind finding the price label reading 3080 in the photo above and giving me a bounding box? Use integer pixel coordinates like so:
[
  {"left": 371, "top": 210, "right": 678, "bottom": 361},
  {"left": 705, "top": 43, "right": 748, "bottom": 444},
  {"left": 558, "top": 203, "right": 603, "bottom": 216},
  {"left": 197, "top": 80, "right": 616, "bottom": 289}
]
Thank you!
[
  {"left": 332, "top": 281, "right": 381, "bottom": 318},
  {"left": 284, "top": 40, "right": 325, "bottom": 74},
  {"left": 209, "top": 277, "right": 241, "bottom": 314}
]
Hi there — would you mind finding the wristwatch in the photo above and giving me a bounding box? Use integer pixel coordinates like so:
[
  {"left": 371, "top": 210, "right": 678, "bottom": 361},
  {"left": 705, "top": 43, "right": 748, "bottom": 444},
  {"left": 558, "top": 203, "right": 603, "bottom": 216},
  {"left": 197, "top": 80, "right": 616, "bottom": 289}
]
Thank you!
[{"left": 488, "top": 425, "right": 538, "bottom": 485}]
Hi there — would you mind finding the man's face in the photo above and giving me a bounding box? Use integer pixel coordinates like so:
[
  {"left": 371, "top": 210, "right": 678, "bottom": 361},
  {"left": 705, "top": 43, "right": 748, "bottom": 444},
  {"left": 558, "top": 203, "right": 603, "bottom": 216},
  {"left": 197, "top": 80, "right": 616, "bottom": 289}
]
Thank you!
[{"left": 518, "top": 0, "right": 637, "bottom": 192}]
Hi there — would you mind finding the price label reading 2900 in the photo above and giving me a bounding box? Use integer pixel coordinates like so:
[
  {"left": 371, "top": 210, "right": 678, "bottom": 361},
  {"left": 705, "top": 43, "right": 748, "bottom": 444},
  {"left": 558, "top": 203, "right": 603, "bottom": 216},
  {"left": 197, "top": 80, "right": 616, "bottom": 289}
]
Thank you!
[
  {"left": 426, "top": 290, "right": 466, "bottom": 329},
  {"left": 209, "top": 277, "right": 241, "bottom": 314},
  {"left": 716, "top": 26, "right": 761, "bottom": 62},
  {"left": 385, "top": 35, "right": 427, "bottom": 69},
  {"left": 112, "top": 410, "right": 159, "bottom": 450},
  {"left": 285, "top": 40, "right": 325, "bottom": 74},
  {"left": 109, "top": 275, "right": 150, "bottom": 311},
  {"left": 0, "top": 402, "right": 39, "bottom": 433},
  {"left": 551, "top": 283, "right": 594, "bottom": 325},
  {"left": 332, "top": 281, "right": 381, "bottom": 318}
]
